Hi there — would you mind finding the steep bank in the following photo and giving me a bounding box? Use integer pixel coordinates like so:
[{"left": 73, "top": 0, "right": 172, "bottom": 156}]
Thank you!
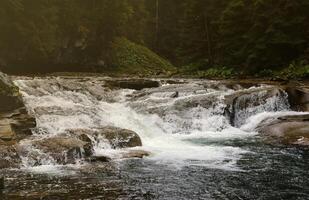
[
  {"left": 0, "top": 72, "right": 36, "bottom": 169},
  {"left": 1, "top": 37, "right": 176, "bottom": 76}
]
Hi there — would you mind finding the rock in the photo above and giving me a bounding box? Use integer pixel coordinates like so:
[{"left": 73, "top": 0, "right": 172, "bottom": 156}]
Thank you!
[
  {"left": 0, "top": 145, "right": 21, "bottom": 169},
  {"left": 68, "top": 127, "right": 142, "bottom": 149},
  {"left": 0, "top": 71, "right": 36, "bottom": 145},
  {"left": 0, "top": 123, "right": 16, "bottom": 142},
  {"left": 120, "top": 150, "right": 150, "bottom": 159},
  {"left": 0, "top": 108, "right": 36, "bottom": 143},
  {"left": 86, "top": 155, "right": 111, "bottom": 163},
  {"left": 257, "top": 114, "right": 309, "bottom": 147},
  {"left": 224, "top": 87, "right": 288, "bottom": 127},
  {"left": 0, "top": 71, "right": 23, "bottom": 112},
  {"left": 170, "top": 91, "right": 179, "bottom": 98},
  {"left": 173, "top": 93, "right": 217, "bottom": 111},
  {"left": 77, "top": 133, "right": 93, "bottom": 157},
  {"left": 96, "top": 127, "right": 142, "bottom": 148},
  {"left": 32, "top": 136, "right": 93, "bottom": 164},
  {"left": 284, "top": 87, "right": 309, "bottom": 111},
  {"left": 105, "top": 79, "right": 160, "bottom": 90}
]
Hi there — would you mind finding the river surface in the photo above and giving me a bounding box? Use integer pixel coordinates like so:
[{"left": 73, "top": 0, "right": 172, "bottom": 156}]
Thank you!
[{"left": 1, "top": 76, "right": 309, "bottom": 199}]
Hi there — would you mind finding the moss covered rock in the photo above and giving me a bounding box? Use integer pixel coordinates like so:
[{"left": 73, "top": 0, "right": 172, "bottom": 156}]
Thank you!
[
  {"left": 0, "top": 72, "right": 23, "bottom": 112},
  {"left": 109, "top": 37, "right": 176, "bottom": 76}
]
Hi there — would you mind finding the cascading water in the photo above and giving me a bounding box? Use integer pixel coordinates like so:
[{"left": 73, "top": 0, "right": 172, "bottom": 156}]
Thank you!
[
  {"left": 2, "top": 76, "right": 308, "bottom": 199},
  {"left": 13, "top": 77, "right": 291, "bottom": 170}
]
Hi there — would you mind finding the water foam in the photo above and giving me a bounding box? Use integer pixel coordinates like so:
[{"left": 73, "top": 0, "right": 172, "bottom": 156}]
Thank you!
[{"left": 13, "top": 77, "right": 291, "bottom": 171}]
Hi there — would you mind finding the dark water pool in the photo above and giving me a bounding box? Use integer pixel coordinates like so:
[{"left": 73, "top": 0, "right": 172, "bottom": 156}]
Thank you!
[{"left": 1, "top": 138, "right": 308, "bottom": 200}]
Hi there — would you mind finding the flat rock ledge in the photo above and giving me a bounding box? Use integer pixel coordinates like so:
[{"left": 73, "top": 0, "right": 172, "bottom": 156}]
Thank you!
[{"left": 257, "top": 114, "right": 309, "bottom": 148}]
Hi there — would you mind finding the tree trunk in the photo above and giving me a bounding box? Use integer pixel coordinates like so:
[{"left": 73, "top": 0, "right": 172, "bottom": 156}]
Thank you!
[
  {"left": 155, "top": 0, "right": 159, "bottom": 50},
  {"left": 204, "top": 12, "right": 213, "bottom": 65}
]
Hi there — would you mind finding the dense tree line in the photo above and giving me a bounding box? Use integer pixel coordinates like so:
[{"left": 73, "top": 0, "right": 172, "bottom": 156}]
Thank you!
[{"left": 0, "top": 0, "right": 308, "bottom": 75}]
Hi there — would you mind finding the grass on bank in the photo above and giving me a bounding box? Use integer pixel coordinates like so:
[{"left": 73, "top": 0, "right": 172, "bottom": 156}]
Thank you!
[
  {"left": 178, "top": 60, "right": 309, "bottom": 80},
  {"left": 108, "top": 37, "right": 176, "bottom": 76}
]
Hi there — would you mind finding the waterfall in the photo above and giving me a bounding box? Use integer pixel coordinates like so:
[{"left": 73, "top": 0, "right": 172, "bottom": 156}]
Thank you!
[{"left": 13, "top": 77, "right": 293, "bottom": 171}]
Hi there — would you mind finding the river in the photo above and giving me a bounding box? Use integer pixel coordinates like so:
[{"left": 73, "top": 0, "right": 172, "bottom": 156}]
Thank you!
[{"left": 0, "top": 76, "right": 308, "bottom": 199}]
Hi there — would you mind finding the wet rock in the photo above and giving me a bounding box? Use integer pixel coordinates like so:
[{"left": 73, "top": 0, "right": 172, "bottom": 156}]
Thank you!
[
  {"left": 0, "top": 72, "right": 36, "bottom": 144},
  {"left": 284, "top": 87, "right": 309, "bottom": 111},
  {"left": 105, "top": 79, "right": 160, "bottom": 90},
  {"left": 224, "top": 87, "right": 288, "bottom": 127},
  {"left": 173, "top": 93, "right": 217, "bottom": 111},
  {"left": 0, "top": 108, "right": 36, "bottom": 143},
  {"left": 170, "top": 91, "right": 179, "bottom": 98},
  {"left": 0, "top": 71, "right": 23, "bottom": 112},
  {"left": 257, "top": 114, "right": 309, "bottom": 147},
  {"left": 0, "top": 121, "right": 15, "bottom": 141},
  {"left": 0, "top": 145, "right": 21, "bottom": 169},
  {"left": 96, "top": 127, "right": 142, "bottom": 148},
  {"left": 77, "top": 133, "right": 94, "bottom": 157},
  {"left": 68, "top": 127, "right": 142, "bottom": 149},
  {"left": 87, "top": 155, "right": 111, "bottom": 163},
  {"left": 120, "top": 150, "right": 150, "bottom": 159},
  {"left": 33, "top": 136, "right": 93, "bottom": 164}
]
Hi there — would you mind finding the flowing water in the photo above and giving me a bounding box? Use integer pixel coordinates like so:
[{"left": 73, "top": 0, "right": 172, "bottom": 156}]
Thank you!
[{"left": 1, "top": 76, "right": 309, "bottom": 199}]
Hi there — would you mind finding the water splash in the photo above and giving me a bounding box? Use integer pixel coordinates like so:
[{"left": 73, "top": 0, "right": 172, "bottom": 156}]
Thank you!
[{"left": 13, "top": 77, "right": 291, "bottom": 171}]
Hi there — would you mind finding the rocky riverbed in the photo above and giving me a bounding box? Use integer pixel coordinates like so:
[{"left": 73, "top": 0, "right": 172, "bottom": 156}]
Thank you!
[{"left": 0, "top": 73, "right": 309, "bottom": 199}]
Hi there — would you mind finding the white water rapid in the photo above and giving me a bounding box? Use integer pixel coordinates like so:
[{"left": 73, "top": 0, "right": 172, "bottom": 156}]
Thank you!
[{"left": 13, "top": 77, "right": 296, "bottom": 172}]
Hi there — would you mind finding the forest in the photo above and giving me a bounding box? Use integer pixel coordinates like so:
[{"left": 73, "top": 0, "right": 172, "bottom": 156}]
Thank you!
[{"left": 0, "top": 0, "right": 308, "bottom": 78}]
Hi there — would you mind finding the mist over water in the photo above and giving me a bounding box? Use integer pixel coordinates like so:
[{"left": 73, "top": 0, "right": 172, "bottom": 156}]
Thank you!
[{"left": 2, "top": 77, "right": 308, "bottom": 199}]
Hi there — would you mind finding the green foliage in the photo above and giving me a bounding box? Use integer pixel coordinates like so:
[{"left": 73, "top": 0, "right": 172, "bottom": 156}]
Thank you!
[
  {"left": 0, "top": 0, "right": 150, "bottom": 73},
  {"left": 218, "top": 0, "right": 309, "bottom": 71},
  {"left": 253, "top": 60, "right": 309, "bottom": 79},
  {"left": 109, "top": 37, "right": 175, "bottom": 75},
  {"left": 179, "top": 64, "right": 236, "bottom": 78},
  {"left": 277, "top": 61, "right": 309, "bottom": 79},
  {"left": 199, "top": 67, "right": 236, "bottom": 78},
  {"left": 0, "top": 0, "right": 308, "bottom": 78},
  {"left": 180, "top": 59, "right": 211, "bottom": 72}
]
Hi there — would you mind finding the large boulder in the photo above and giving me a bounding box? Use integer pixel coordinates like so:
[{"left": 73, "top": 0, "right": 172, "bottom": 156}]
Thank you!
[
  {"left": 0, "top": 71, "right": 23, "bottom": 112},
  {"left": 94, "top": 127, "right": 142, "bottom": 148},
  {"left": 173, "top": 93, "right": 218, "bottom": 112},
  {"left": 0, "top": 71, "right": 36, "bottom": 147},
  {"left": 0, "top": 108, "right": 36, "bottom": 143},
  {"left": 257, "top": 114, "right": 309, "bottom": 147},
  {"left": 224, "top": 87, "right": 288, "bottom": 127},
  {"left": 32, "top": 136, "right": 93, "bottom": 164},
  {"left": 284, "top": 87, "right": 309, "bottom": 112},
  {"left": 68, "top": 126, "right": 142, "bottom": 149}
]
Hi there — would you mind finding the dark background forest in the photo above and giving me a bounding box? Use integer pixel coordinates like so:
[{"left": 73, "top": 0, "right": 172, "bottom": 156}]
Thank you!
[{"left": 0, "top": 0, "right": 308, "bottom": 78}]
